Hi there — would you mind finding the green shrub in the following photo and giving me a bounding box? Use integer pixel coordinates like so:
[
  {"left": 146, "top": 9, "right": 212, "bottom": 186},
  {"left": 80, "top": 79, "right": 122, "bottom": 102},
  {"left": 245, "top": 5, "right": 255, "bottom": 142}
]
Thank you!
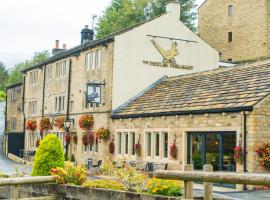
[
  {"left": 32, "top": 134, "right": 64, "bottom": 176},
  {"left": 83, "top": 179, "right": 125, "bottom": 191},
  {"left": 146, "top": 178, "right": 182, "bottom": 197}
]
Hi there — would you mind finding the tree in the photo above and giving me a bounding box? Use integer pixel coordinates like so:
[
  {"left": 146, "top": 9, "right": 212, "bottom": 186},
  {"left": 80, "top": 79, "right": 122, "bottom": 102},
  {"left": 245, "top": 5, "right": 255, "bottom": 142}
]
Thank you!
[
  {"left": 0, "top": 62, "right": 8, "bottom": 92},
  {"left": 96, "top": 0, "right": 197, "bottom": 38},
  {"left": 32, "top": 134, "right": 64, "bottom": 176},
  {"left": 8, "top": 50, "right": 50, "bottom": 85}
]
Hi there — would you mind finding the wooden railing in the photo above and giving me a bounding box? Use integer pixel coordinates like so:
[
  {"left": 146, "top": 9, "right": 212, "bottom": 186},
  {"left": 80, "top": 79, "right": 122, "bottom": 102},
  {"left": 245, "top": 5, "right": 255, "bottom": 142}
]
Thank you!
[
  {"left": 155, "top": 164, "right": 270, "bottom": 200},
  {"left": 0, "top": 176, "right": 56, "bottom": 199}
]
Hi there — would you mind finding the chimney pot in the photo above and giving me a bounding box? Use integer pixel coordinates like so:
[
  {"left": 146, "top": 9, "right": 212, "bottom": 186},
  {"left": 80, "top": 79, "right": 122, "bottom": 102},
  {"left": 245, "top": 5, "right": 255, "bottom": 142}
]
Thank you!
[
  {"left": 63, "top": 44, "right": 67, "bottom": 49},
  {"left": 55, "top": 40, "right": 59, "bottom": 49},
  {"left": 85, "top": 25, "right": 89, "bottom": 29}
]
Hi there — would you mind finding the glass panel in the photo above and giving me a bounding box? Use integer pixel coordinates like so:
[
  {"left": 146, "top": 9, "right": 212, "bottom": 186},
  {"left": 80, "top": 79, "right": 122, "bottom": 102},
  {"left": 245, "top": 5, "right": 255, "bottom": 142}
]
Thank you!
[
  {"left": 131, "top": 132, "right": 135, "bottom": 155},
  {"left": 206, "top": 133, "right": 220, "bottom": 171},
  {"left": 124, "top": 133, "right": 128, "bottom": 154},
  {"left": 155, "top": 133, "right": 160, "bottom": 157},
  {"left": 163, "top": 132, "right": 168, "bottom": 158},
  {"left": 117, "top": 132, "right": 122, "bottom": 154},
  {"left": 222, "top": 133, "right": 236, "bottom": 171},
  {"left": 190, "top": 134, "right": 204, "bottom": 170},
  {"left": 146, "top": 132, "right": 151, "bottom": 157}
]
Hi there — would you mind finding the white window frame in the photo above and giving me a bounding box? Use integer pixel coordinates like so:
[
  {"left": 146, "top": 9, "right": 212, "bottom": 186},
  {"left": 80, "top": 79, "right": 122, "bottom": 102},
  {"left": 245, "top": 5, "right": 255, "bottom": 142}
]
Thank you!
[
  {"left": 83, "top": 134, "right": 99, "bottom": 154},
  {"left": 154, "top": 132, "right": 161, "bottom": 158},
  {"left": 28, "top": 100, "right": 37, "bottom": 117},
  {"left": 56, "top": 60, "right": 67, "bottom": 78},
  {"left": 46, "top": 65, "right": 52, "bottom": 81},
  {"left": 145, "top": 132, "right": 152, "bottom": 159},
  {"left": 29, "top": 70, "right": 38, "bottom": 86},
  {"left": 228, "top": 5, "right": 233, "bottom": 16},
  {"left": 54, "top": 95, "right": 65, "bottom": 113},
  {"left": 116, "top": 132, "right": 122, "bottom": 155},
  {"left": 85, "top": 49, "right": 101, "bottom": 70}
]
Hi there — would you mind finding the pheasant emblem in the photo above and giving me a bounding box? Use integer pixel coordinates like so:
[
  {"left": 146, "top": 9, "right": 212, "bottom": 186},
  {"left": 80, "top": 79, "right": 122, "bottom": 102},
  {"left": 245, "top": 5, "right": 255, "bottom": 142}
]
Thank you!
[{"left": 151, "top": 39, "right": 179, "bottom": 63}]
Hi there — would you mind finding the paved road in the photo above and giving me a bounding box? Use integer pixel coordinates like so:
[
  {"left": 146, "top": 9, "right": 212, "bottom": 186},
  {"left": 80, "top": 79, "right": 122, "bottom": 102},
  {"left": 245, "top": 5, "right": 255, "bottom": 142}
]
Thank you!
[{"left": 0, "top": 102, "right": 31, "bottom": 175}]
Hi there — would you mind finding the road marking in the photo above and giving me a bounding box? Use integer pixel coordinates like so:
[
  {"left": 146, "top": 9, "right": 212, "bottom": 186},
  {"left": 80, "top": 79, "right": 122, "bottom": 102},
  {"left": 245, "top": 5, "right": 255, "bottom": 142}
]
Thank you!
[{"left": 213, "top": 192, "right": 243, "bottom": 200}]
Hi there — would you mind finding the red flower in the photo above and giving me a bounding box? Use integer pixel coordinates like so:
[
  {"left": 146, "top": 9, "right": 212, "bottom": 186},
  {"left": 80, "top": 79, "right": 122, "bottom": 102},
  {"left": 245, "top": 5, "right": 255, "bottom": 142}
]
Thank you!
[
  {"left": 26, "top": 120, "right": 37, "bottom": 131},
  {"left": 82, "top": 134, "right": 89, "bottom": 145},
  {"left": 78, "top": 115, "right": 94, "bottom": 130}
]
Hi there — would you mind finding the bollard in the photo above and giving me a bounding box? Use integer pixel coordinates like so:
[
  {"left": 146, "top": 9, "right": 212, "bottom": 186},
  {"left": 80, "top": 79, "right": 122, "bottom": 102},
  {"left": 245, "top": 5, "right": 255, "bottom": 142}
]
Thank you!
[
  {"left": 184, "top": 164, "right": 193, "bottom": 199},
  {"left": 203, "top": 164, "right": 213, "bottom": 200}
]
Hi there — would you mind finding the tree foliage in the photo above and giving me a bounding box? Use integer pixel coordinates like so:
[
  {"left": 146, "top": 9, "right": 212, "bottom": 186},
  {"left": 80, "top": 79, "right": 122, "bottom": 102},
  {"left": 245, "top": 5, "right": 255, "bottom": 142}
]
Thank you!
[
  {"left": 96, "top": 0, "right": 197, "bottom": 38},
  {"left": 0, "top": 62, "right": 8, "bottom": 92},
  {"left": 32, "top": 134, "right": 64, "bottom": 176},
  {"left": 8, "top": 50, "right": 50, "bottom": 85}
]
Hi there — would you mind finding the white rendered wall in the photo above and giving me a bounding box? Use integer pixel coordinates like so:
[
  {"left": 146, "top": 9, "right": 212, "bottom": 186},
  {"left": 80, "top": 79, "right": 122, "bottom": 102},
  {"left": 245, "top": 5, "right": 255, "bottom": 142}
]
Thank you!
[{"left": 112, "top": 4, "right": 219, "bottom": 110}]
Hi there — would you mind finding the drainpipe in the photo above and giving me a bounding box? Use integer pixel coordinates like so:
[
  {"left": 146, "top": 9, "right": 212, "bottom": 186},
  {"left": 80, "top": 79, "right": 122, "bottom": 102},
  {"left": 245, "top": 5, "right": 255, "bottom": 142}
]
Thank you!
[
  {"left": 42, "top": 66, "right": 46, "bottom": 117},
  {"left": 65, "top": 59, "right": 72, "bottom": 159},
  {"left": 243, "top": 111, "right": 247, "bottom": 190},
  {"left": 4, "top": 88, "right": 7, "bottom": 132},
  {"left": 22, "top": 76, "right": 26, "bottom": 141}
]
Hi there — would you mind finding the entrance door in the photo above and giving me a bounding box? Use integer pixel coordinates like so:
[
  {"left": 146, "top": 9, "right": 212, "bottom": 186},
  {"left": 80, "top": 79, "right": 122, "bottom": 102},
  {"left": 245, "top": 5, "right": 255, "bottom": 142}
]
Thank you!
[{"left": 187, "top": 132, "right": 236, "bottom": 171}]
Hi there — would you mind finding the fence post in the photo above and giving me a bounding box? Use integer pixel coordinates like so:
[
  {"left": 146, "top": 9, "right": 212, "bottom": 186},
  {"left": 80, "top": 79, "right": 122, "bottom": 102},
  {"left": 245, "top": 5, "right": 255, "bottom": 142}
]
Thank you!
[
  {"left": 203, "top": 164, "right": 213, "bottom": 200},
  {"left": 10, "top": 185, "right": 19, "bottom": 199},
  {"left": 184, "top": 164, "right": 193, "bottom": 199}
]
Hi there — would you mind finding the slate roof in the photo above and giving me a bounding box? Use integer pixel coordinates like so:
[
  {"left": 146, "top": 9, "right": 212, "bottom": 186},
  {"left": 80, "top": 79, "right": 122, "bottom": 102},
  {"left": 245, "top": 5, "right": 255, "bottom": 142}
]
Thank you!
[{"left": 112, "top": 60, "right": 270, "bottom": 118}]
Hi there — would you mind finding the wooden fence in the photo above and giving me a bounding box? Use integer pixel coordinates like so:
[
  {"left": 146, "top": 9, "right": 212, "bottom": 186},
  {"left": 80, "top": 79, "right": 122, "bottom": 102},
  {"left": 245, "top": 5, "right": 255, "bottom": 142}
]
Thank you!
[{"left": 155, "top": 164, "right": 270, "bottom": 200}]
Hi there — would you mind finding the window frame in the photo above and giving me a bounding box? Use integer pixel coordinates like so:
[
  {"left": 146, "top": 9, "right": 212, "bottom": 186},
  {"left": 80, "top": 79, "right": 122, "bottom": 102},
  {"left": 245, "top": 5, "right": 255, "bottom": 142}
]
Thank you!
[{"left": 228, "top": 5, "right": 233, "bottom": 16}]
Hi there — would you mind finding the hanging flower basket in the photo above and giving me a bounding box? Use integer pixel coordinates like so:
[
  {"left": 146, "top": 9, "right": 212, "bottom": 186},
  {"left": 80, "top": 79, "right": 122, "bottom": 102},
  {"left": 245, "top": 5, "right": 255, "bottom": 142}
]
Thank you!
[
  {"left": 135, "top": 142, "right": 141, "bottom": 156},
  {"left": 109, "top": 139, "right": 115, "bottom": 154},
  {"left": 26, "top": 120, "right": 37, "bottom": 131},
  {"left": 234, "top": 145, "right": 244, "bottom": 164},
  {"left": 78, "top": 114, "right": 94, "bottom": 130},
  {"left": 82, "top": 134, "right": 89, "bottom": 146},
  {"left": 65, "top": 133, "right": 71, "bottom": 143},
  {"left": 170, "top": 143, "right": 177, "bottom": 159},
  {"left": 36, "top": 139, "right": 40, "bottom": 147},
  {"left": 96, "top": 127, "right": 110, "bottom": 140},
  {"left": 39, "top": 118, "right": 52, "bottom": 132},
  {"left": 256, "top": 143, "right": 270, "bottom": 168},
  {"left": 73, "top": 134, "right": 77, "bottom": 144},
  {"left": 54, "top": 117, "right": 65, "bottom": 130}
]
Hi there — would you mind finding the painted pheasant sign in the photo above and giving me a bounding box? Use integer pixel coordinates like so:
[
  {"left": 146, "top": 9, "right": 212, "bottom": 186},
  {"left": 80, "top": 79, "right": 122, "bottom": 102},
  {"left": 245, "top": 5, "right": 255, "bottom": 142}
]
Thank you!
[{"left": 143, "top": 39, "right": 193, "bottom": 70}]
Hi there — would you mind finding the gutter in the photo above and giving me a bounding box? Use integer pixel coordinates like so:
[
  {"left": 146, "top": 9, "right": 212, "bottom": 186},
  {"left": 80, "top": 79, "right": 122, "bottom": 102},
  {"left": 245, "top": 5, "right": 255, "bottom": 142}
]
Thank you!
[
  {"left": 112, "top": 106, "right": 253, "bottom": 119},
  {"left": 66, "top": 59, "right": 72, "bottom": 120}
]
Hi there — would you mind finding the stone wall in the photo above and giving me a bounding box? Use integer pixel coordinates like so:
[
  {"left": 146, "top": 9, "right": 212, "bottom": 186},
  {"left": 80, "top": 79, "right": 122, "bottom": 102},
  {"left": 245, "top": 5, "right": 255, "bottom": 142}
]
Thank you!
[
  {"left": 113, "top": 112, "right": 243, "bottom": 171},
  {"left": 198, "top": 0, "right": 269, "bottom": 62},
  {"left": 0, "top": 184, "right": 182, "bottom": 200}
]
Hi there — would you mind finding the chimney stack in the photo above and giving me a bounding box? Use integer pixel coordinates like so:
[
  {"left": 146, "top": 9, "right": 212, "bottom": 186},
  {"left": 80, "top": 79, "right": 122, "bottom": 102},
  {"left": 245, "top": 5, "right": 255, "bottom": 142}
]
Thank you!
[
  {"left": 55, "top": 40, "right": 59, "bottom": 49},
  {"left": 81, "top": 25, "right": 94, "bottom": 44},
  {"left": 166, "top": 1, "right": 180, "bottom": 19},
  {"left": 52, "top": 40, "right": 64, "bottom": 55}
]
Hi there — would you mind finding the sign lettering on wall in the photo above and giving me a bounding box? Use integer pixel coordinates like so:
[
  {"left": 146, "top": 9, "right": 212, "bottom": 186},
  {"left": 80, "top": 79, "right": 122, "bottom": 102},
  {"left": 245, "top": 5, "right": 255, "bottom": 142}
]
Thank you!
[{"left": 143, "top": 39, "right": 194, "bottom": 70}]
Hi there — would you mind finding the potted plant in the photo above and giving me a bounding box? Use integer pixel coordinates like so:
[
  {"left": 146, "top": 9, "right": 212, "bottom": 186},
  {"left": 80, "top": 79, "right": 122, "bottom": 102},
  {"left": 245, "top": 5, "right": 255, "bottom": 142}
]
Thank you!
[
  {"left": 65, "top": 133, "right": 71, "bottom": 143},
  {"left": 96, "top": 127, "right": 110, "bottom": 141},
  {"left": 135, "top": 142, "right": 141, "bottom": 156},
  {"left": 54, "top": 117, "right": 65, "bottom": 130},
  {"left": 170, "top": 142, "right": 177, "bottom": 159},
  {"left": 26, "top": 120, "right": 37, "bottom": 131},
  {"left": 234, "top": 145, "right": 244, "bottom": 164},
  {"left": 109, "top": 139, "right": 115, "bottom": 154},
  {"left": 40, "top": 118, "right": 52, "bottom": 132},
  {"left": 82, "top": 134, "right": 89, "bottom": 146},
  {"left": 256, "top": 143, "right": 270, "bottom": 168},
  {"left": 78, "top": 114, "right": 94, "bottom": 130}
]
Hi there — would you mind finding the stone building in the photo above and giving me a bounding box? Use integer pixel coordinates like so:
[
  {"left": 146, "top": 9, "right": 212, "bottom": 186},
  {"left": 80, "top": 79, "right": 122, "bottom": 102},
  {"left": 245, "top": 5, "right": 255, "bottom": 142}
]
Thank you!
[
  {"left": 20, "top": 2, "right": 219, "bottom": 165},
  {"left": 5, "top": 82, "right": 23, "bottom": 133},
  {"left": 4, "top": 82, "right": 25, "bottom": 156},
  {"left": 112, "top": 59, "right": 270, "bottom": 175},
  {"left": 198, "top": 0, "right": 270, "bottom": 63}
]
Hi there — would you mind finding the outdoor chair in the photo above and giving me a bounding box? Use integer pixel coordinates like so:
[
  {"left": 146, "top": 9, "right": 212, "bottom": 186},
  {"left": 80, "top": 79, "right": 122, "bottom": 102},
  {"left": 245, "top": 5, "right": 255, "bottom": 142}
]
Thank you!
[
  {"left": 85, "top": 158, "right": 93, "bottom": 170},
  {"left": 91, "top": 160, "right": 102, "bottom": 173}
]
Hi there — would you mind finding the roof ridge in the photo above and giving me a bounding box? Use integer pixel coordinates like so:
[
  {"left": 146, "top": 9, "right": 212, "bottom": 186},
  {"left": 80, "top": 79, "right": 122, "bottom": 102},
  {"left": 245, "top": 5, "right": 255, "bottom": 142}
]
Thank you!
[{"left": 167, "top": 58, "right": 270, "bottom": 81}]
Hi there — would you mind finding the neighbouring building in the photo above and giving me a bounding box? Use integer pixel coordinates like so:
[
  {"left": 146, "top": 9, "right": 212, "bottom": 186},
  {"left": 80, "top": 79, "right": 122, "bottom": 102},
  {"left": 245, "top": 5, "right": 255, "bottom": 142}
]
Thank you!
[
  {"left": 198, "top": 0, "right": 270, "bottom": 63},
  {"left": 4, "top": 82, "right": 25, "bottom": 157},
  {"left": 19, "top": 2, "right": 219, "bottom": 165},
  {"left": 112, "top": 59, "right": 270, "bottom": 177}
]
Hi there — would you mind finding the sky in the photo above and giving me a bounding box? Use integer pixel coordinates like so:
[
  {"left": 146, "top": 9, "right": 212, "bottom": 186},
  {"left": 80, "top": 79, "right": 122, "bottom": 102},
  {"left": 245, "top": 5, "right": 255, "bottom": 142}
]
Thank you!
[{"left": 0, "top": 0, "right": 205, "bottom": 69}]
